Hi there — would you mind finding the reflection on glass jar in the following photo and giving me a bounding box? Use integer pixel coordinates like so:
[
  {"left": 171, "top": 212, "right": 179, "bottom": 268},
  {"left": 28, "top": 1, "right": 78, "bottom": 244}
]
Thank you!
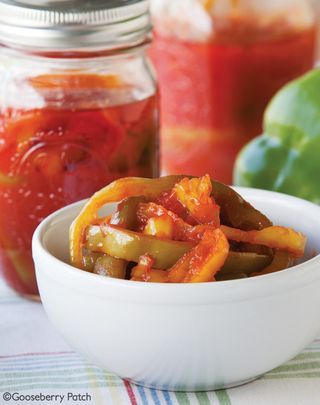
[
  {"left": 150, "top": 0, "right": 316, "bottom": 183},
  {"left": 0, "top": 1, "right": 159, "bottom": 298}
]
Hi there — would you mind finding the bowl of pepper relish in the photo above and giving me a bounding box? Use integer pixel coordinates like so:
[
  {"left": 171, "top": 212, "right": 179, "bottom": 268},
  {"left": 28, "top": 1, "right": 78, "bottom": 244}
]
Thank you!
[{"left": 32, "top": 186, "right": 320, "bottom": 391}]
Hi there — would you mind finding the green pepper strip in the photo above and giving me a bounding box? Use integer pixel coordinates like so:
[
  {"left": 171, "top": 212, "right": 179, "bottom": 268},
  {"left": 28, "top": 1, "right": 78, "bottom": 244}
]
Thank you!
[
  {"left": 216, "top": 251, "right": 272, "bottom": 280},
  {"left": 93, "top": 255, "right": 127, "bottom": 279},
  {"left": 110, "top": 196, "right": 146, "bottom": 230},
  {"left": 70, "top": 175, "right": 271, "bottom": 269},
  {"left": 86, "top": 224, "right": 194, "bottom": 270},
  {"left": 85, "top": 196, "right": 146, "bottom": 273},
  {"left": 250, "top": 250, "right": 294, "bottom": 277},
  {"left": 97, "top": 196, "right": 147, "bottom": 276},
  {"left": 86, "top": 224, "right": 272, "bottom": 277},
  {"left": 211, "top": 181, "right": 272, "bottom": 230}
]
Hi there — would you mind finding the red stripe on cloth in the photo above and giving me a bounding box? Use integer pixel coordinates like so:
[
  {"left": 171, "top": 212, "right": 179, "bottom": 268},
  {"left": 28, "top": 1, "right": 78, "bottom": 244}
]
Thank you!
[
  {"left": 124, "top": 380, "right": 138, "bottom": 405},
  {"left": 0, "top": 351, "right": 74, "bottom": 359}
]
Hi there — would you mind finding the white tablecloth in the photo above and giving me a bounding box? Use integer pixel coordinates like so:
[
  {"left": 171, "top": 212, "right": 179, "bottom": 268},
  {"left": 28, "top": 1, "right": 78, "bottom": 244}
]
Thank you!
[{"left": 1, "top": 278, "right": 320, "bottom": 405}]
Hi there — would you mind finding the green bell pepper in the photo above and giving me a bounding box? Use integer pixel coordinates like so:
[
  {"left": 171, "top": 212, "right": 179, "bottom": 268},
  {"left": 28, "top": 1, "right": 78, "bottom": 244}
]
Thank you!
[{"left": 234, "top": 69, "right": 320, "bottom": 204}]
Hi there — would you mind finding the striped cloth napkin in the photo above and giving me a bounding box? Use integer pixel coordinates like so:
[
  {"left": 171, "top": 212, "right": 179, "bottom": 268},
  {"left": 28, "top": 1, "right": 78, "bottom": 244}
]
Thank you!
[{"left": 1, "top": 277, "right": 320, "bottom": 405}]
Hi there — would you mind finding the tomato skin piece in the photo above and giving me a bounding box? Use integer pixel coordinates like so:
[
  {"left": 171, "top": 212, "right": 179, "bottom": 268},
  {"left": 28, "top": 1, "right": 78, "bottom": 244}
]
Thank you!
[
  {"left": 168, "top": 228, "right": 229, "bottom": 283},
  {"left": 173, "top": 175, "right": 220, "bottom": 227}
]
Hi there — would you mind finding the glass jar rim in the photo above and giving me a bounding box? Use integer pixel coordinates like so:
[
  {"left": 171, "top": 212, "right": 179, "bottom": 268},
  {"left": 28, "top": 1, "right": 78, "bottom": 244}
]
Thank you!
[{"left": 0, "top": 0, "right": 151, "bottom": 51}]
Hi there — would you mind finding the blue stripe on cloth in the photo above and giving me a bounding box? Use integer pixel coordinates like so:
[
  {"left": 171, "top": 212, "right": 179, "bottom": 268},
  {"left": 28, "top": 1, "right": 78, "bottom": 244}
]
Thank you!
[
  {"left": 163, "top": 389, "right": 174, "bottom": 405},
  {"left": 137, "top": 385, "right": 149, "bottom": 405},
  {"left": 150, "top": 388, "right": 161, "bottom": 405}
]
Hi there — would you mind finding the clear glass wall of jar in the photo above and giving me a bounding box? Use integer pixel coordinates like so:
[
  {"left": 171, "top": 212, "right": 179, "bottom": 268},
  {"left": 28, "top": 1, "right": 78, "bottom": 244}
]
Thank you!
[
  {"left": 0, "top": 1, "right": 159, "bottom": 298},
  {"left": 150, "top": 0, "right": 316, "bottom": 184}
]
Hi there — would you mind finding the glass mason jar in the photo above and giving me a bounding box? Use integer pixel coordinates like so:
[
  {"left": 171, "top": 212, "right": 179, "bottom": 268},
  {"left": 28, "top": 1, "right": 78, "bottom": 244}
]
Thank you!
[
  {"left": 0, "top": 0, "right": 159, "bottom": 298},
  {"left": 150, "top": 0, "right": 316, "bottom": 184}
]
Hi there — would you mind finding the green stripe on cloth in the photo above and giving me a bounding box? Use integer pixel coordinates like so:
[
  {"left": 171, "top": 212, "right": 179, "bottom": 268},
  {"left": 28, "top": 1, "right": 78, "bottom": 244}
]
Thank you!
[
  {"left": 174, "top": 392, "right": 191, "bottom": 405},
  {"left": 85, "top": 363, "right": 108, "bottom": 405},
  {"left": 0, "top": 368, "right": 119, "bottom": 379},
  {"left": 262, "top": 371, "right": 320, "bottom": 380},
  {"left": 108, "top": 382, "right": 123, "bottom": 405},
  {"left": 216, "top": 390, "right": 232, "bottom": 405},
  {"left": 270, "top": 361, "right": 320, "bottom": 373},
  {"left": 195, "top": 392, "right": 211, "bottom": 405},
  {"left": 291, "top": 352, "right": 320, "bottom": 361}
]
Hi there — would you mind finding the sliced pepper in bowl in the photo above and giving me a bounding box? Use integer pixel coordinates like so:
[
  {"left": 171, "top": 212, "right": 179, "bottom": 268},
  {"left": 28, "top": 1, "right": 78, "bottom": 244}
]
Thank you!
[{"left": 70, "top": 175, "right": 306, "bottom": 283}]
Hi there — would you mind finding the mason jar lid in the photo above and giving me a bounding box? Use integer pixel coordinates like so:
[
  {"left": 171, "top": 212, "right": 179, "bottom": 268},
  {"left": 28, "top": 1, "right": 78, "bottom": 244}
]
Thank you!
[{"left": 0, "top": 0, "right": 151, "bottom": 51}]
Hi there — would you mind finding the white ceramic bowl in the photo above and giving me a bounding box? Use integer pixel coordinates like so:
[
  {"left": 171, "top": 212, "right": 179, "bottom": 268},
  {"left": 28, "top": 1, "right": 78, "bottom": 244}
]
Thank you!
[{"left": 32, "top": 188, "right": 320, "bottom": 392}]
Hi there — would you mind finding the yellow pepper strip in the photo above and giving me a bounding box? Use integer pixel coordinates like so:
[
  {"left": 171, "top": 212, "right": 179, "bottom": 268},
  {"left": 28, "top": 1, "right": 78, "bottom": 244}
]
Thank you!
[
  {"left": 138, "top": 202, "right": 195, "bottom": 241},
  {"left": 0, "top": 171, "right": 23, "bottom": 186},
  {"left": 221, "top": 225, "right": 306, "bottom": 257},
  {"left": 138, "top": 202, "right": 215, "bottom": 244},
  {"left": 174, "top": 175, "right": 220, "bottom": 226},
  {"left": 29, "top": 73, "right": 125, "bottom": 90},
  {"left": 202, "top": 0, "right": 214, "bottom": 11},
  {"left": 143, "top": 215, "right": 174, "bottom": 239},
  {"left": 131, "top": 254, "right": 168, "bottom": 283},
  {"left": 132, "top": 268, "right": 168, "bottom": 282},
  {"left": 202, "top": 1, "right": 239, "bottom": 16},
  {"left": 168, "top": 228, "right": 229, "bottom": 283},
  {"left": 70, "top": 176, "right": 185, "bottom": 269}
]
